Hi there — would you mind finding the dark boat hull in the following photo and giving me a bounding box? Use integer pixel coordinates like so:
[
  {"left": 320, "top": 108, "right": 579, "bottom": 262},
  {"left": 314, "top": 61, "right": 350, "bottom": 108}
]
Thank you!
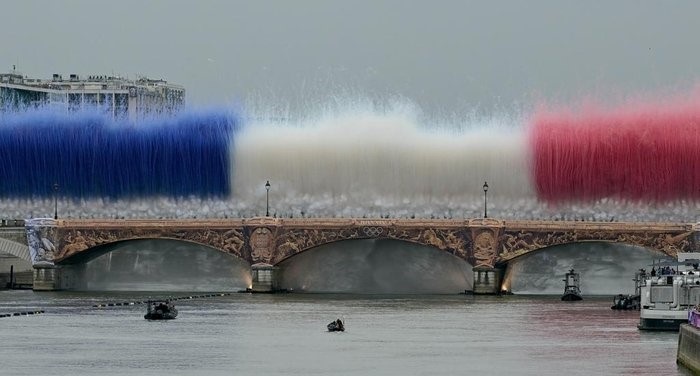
[
  {"left": 561, "top": 293, "right": 583, "bottom": 301},
  {"left": 144, "top": 301, "right": 178, "bottom": 320},
  {"left": 611, "top": 294, "right": 640, "bottom": 310},
  {"left": 327, "top": 321, "right": 344, "bottom": 332},
  {"left": 637, "top": 317, "right": 685, "bottom": 331},
  {"left": 144, "top": 312, "right": 177, "bottom": 320}
]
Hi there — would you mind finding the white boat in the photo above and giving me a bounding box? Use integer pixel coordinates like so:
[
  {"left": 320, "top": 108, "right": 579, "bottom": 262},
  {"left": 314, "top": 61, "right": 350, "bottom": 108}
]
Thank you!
[{"left": 638, "top": 253, "right": 700, "bottom": 331}]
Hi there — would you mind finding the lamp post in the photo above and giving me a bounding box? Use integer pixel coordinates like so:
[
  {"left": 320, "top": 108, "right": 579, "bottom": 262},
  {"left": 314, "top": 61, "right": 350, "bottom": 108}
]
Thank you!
[
  {"left": 265, "top": 180, "right": 271, "bottom": 217},
  {"left": 482, "top": 181, "right": 489, "bottom": 219},
  {"left": 53, "top": 183, "right": 59, "bottom": 220}
]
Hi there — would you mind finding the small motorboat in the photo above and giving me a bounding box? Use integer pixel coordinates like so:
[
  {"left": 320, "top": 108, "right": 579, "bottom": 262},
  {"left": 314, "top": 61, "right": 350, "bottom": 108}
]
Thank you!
[
  {"left": 561, "top": 269, "right": 583, "bottom": 301},
  {"left": 611, "top": 294, "right": 640, "bottom": 310},
  {"left": 144, "top": 300, "right": 178, "bottom": 320},
  {"left": 327, "top": 318, "right": 345, "bottom": 332}
]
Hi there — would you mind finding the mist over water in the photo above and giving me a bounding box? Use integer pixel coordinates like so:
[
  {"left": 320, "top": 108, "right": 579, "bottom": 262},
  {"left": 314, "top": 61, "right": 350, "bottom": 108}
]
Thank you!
[
  {"left": 504, "top": 242, "right": 670, "bottom": 295},
  {"left": 62, "top": 239, "right": 251, "bottom": 291},
  {"left": 277, "top": 239, "right": 473, "bottom": 294}
]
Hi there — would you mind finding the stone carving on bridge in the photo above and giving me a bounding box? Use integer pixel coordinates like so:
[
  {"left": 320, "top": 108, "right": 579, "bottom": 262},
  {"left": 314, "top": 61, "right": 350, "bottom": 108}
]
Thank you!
[
  {"left": 406, "top": 228, "right": 469, "bottom": 259},
  {"left": 473, "top": 230, "right": 498, "bottom": 267},
  {"left": 363, "top": 226, "right": 384, "bottom": 237},
  {"left": 498, "top": 229, "right": 695, "bottom": 262},
  {"left": 56, "top": 226, "right": 249, "bottom": 262},
  {"left": 250, "top": 227, "right": 274, "bottom": 263},
  {"left": 26, "top": 218, "right": 58, "bottom": 264},
  {"left": 271, "top": 225, "right": 470, "bottom": 264},
  {"left": 183, "top": 228, "right": 247, "bottom": 260},
  {"left": 221, "top": 228, "right": 245, "bottom": 256},
  {"left": 59, "top": 228, "right": 126, "bottom": 260},
  {"left": 275, "top": 228, "right": 358, "bottom": 262},
  {"left": 628, "top": 231, "right": 692, "bottom": 258}
]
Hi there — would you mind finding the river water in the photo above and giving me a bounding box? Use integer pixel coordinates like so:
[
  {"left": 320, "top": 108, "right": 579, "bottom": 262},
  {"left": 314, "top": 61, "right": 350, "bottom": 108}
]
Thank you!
[{"left": 0, "top": 290, "right": 692, "bottom": 375}]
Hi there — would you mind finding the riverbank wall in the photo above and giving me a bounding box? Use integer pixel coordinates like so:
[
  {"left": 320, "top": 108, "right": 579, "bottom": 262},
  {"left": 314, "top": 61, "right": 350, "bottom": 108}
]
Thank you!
[{"left": 678, "top": 323, "right": 700, "bottom": 374}]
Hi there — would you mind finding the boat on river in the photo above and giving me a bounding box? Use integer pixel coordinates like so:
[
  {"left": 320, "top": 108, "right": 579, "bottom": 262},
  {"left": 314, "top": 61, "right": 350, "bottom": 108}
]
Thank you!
[
  {"left": 327, "top": 318, "right": 345, "bottom": 332},
  {"left": 144, "top": 300, "right": 178, "bottom": 320},
  {"left": 611, "top": 269, "right": 645, "bottom": 310},
  {"left": 561, "top": 269, "right": 583, "bottom": 301},
  {"left": 612, "top": 294, "right": 641, "bottom": 310},
  {"left": 638, "top": 255, "right": 700, "bottom": 331}
]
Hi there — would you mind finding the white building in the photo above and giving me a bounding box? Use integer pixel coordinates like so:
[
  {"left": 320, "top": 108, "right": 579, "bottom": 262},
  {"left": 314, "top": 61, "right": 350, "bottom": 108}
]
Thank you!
[{"left": 0, "top": 68, "right": 185, "bottom": 119}]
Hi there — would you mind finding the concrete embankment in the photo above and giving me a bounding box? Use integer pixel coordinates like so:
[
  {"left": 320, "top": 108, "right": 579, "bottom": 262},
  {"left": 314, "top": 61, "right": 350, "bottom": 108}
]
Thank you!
[{"left": 677, "top": 323, "right": 700, "bottom": 374}]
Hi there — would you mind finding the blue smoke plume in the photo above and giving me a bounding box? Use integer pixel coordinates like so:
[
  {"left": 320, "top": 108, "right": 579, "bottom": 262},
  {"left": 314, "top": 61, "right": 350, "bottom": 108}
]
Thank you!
[{"left": 0, "top": 108, "right": 238, "bottom": 199}]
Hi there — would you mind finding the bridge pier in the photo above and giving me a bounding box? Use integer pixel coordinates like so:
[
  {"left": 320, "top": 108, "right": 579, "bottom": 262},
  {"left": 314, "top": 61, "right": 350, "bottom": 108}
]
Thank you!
[
  {"left": 250, "top": 263, "right": 281, "bottom": 293},
  {"left": 472, "top": 266, "right": 502, "bottom": 295},
  {"left": 32, "top": 263, "right": 59, "bottom": 291}
]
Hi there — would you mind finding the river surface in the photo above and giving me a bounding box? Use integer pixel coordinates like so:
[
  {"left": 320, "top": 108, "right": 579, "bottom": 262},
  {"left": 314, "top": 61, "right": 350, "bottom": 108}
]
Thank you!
[{"left": 0, "top": 290, "right": 693, "bottom": 375}]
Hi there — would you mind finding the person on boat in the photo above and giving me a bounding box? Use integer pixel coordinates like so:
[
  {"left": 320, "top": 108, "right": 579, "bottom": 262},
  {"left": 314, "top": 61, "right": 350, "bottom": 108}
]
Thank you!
[{"left": 651, "top": 267, "right": 656, "bottom": 277}]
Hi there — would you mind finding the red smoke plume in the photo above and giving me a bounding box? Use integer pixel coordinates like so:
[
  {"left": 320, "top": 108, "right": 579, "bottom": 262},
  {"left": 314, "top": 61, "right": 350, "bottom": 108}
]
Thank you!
[{"left": 530, "top": 91, "right": 700, "bottom": 203}]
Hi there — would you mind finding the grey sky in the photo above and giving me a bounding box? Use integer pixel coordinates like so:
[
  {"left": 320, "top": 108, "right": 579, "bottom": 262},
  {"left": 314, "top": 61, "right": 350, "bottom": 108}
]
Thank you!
[{"left": 2, "top": 0, "right": 699, "bottom": 116}]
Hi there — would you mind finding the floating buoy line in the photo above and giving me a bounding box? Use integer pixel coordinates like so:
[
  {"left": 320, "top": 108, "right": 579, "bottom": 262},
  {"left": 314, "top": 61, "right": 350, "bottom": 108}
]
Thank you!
[
  {"left": 92, "top": 293, "right": 232, "bottom": 308},
  {"left": 0, "top": 310, "right": 45, "bottom": 318},
  {"left": 0, "top": 293, "right": 233, "bottom": 317}
]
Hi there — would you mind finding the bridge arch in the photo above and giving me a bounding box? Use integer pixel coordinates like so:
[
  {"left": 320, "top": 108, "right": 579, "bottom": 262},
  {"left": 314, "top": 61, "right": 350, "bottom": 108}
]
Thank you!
[
  {"left": 499, "top": 239, "right": 671, "bottom": 265},
  {"left": 276, "top": 236, "right": 464, "bottom": 264},
  {"left": 54, "top": 225, "right": 249, "bottom": 264},
  {"left": 500, "top": 241, "right": 671, "bottom": 295},
  {"left": 266, "top": 225, "right": 472, "bottom": 265},
  {"left": 56, "top": 237, "right": 245, "bottom": 265},
  {"left": 275, "top": 238, "right": 473, "bottom": 294},
  {"left": 0, "top": 238, "right": 31, "bottom": 263},
  {"left": 497, "top": 225, "right": 694, "bottom": 265},
  {"left": 55, "top": 238, "right": 252, "bottom": 291}
]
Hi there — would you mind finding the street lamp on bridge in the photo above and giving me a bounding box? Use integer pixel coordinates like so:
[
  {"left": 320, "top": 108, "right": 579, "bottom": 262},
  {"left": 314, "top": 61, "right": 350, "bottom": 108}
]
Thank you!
[
  {"left": 53, "top": 183, "right": 59, "bottom": 220},
  {"left": 482, "top": 181, "right": 489, "bottom": 219},
  {"left": 265, "top": 180, "right": 271, "bottom": 217}
]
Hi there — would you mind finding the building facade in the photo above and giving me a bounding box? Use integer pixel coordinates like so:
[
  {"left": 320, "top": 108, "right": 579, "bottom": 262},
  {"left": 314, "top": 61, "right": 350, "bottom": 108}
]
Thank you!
[{"left": 0, "top": 69, "right": 185, "bottom": 119}]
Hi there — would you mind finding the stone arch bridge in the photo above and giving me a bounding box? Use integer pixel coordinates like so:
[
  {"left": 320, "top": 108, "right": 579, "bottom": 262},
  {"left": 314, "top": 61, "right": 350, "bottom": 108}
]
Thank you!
[{"left": 21, "top": 217, "right": 699, "bottom": 293}]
